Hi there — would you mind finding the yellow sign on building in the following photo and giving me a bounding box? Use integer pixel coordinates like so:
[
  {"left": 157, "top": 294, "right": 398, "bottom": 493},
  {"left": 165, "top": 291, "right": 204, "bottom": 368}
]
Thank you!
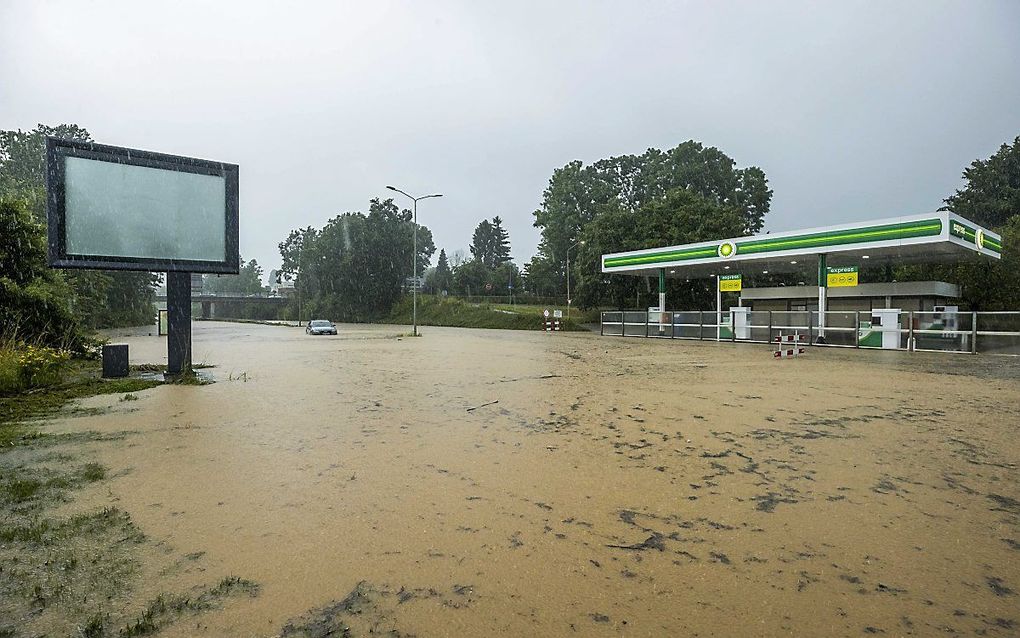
[
  {"left": 827, "top": 266, "right": 859, "bottom": 288},
  {"left": 719, "top": 274, "right": 742, "bottom": 292}
]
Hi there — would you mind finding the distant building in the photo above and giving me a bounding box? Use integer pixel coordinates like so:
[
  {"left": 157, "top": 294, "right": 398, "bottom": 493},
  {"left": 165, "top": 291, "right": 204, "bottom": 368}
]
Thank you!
[{"left": 268, "top": 269, "right": 296, "bottom": 297}]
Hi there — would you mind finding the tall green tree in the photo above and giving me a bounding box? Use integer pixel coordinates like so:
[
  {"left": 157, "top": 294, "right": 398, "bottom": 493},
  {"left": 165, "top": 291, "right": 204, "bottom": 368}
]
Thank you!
[
  {"left": 0, "top": 124, "right": 93, "bottom": 220},
  {"left": 522, "top": 254, "right": 562, "bottom": 298},
  {"left": 427, "top": 248, "right": 453, "bottom": 293},
  {"left": 451, "top": 259, "right": 490, "bottom": 297},
  {"left": 0, "top": 196, "right": 84, "bottom": 347},
  {"left": 573, "top": 188, "right": 747, "bottom": 309},
  {"left": 943, "top": 136, "right": 1020, "bottom": 229},
  {"left": 278, "top": 226, "right": 317, "bottom": 280},
  {"left": 491, "top": 216, "right": 511, "bottom": 265},
  {"left": 205, "top": 257, "right": 266, "bottom": 294},
  {"left": 469, "top": 216, "right": 513, "bottom": 268},
  {"left": 904, "top": 136, "right": 1020, "bottom": 310},
  {"left": 532, "top": 140, "right": 772, "bottom": 305},
  {"left": 0, "top": 123, "right": 158, "bottom": 329},
  {"left": 278, "top": 198, "right": 435, "bottom": 321},
  {"left": 469, "top": 219, "right": 495, "bottom": 267}
]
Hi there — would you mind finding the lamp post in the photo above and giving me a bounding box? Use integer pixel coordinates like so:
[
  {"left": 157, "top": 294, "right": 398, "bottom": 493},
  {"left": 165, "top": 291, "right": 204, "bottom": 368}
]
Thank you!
[
  {"left": 566, "top": 239, "right": 585, "bottom": 319},
  {"left": 386, "top": 185, "right": 442, "bottom": 337}
]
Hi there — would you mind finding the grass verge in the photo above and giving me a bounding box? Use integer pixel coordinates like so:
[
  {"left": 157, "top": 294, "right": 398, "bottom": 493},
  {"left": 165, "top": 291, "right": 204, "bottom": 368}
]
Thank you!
[
  {"left": 0, "top": 375, "right": 162, "bottom": 447},
  {"left": 380, "top": 296, "right": 590, "bottom": 331},
  {"left": 0, "top": 363, "right": 257, "bottom": 636}
]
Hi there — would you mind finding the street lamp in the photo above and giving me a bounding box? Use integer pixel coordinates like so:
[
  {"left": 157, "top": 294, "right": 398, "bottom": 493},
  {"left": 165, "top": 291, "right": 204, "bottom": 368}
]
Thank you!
[
  {"left": 566, "top": 239, "right": 585, "bottom": 319},
  {"left": 386, "top": 185, "right": 442, "bottom": 337}
]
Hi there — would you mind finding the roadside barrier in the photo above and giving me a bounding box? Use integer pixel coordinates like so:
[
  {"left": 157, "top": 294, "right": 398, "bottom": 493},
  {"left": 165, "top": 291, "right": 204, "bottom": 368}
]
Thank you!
[
  {"left": 599, "top": 310, "right": 1020, "bottom": 355},
  {"left": 773, "top": 333, "right": 806, "bottom": 358}
]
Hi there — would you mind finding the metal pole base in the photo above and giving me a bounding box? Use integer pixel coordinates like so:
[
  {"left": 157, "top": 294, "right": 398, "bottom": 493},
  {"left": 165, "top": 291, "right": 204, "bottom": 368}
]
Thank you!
[{"left": 167, "top": 271, "right": 192, "bottom": 377}]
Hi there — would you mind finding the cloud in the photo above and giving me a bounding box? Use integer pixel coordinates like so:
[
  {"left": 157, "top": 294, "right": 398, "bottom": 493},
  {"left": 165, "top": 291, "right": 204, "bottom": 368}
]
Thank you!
[{"left": 2, "top": 0, "right": 1018, "bottom": 272}]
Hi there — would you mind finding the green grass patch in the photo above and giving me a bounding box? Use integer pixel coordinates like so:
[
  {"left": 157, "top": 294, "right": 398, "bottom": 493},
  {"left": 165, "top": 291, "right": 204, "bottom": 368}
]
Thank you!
[
  {"left": 120, "top": 577, "right": 260, "bottom": 636},
  {"left": 81, "top": 462, "right": 106, "bottom": 482},
  {"left": 0, "top": 505, "right": 143, "bottom": 636},
  {"left": 380, "top": 296, "right": 590, "bottom": 331},
  {"left": 0, "top": 505, "right": 136, "bottom": 546},
  {"left": 0, "top": 374, "right": 161, "bottom": 448},
  {"left": 1, "top": 462, "right": 110, "bottom": 513}
]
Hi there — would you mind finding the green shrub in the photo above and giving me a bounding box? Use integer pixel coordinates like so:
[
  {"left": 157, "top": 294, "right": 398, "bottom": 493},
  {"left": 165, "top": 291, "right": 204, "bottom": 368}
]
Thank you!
[
  {"left": 0, "top": 349, "right": 20, "bottom": 395},
  {"left": 0, "top": 343, "right": 69, "bottom": 396}
]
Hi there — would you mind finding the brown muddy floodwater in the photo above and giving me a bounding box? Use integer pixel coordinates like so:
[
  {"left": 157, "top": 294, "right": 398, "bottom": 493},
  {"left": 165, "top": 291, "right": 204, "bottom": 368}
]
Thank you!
[{"left": 27, "top": 322, "right": 1020, "bottom": 635}]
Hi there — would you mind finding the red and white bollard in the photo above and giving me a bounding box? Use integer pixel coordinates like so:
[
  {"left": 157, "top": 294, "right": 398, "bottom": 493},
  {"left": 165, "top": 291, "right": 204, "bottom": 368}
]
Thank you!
[{"left": 773, "top": 332, "right": 806, "bottom": 358}]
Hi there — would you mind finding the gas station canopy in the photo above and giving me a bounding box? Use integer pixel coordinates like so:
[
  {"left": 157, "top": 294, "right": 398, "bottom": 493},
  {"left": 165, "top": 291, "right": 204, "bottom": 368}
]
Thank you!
[{"left": 601, "top": 211, "right": 1001, "bottom": 279}]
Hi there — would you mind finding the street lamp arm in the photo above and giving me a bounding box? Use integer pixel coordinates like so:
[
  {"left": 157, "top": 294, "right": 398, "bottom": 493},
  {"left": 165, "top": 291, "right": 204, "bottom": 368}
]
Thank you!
[
  {"left": 387, "top": 186, "right": 443, "bottom": 203},
  {"left": 386, "top": 185, "right": 414, "bottom": 201}
]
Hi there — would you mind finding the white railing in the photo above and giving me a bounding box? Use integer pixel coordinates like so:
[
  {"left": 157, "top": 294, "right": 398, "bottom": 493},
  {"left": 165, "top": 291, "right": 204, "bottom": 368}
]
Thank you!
[{"left": 599, "top": 310, "right": 1020, "bottom": 355}]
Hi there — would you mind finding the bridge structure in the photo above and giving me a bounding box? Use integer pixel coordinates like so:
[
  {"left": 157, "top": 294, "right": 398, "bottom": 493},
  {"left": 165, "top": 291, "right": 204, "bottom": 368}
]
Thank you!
[{"left": 154, "top": 293, "right": 288, "bottom": 319}]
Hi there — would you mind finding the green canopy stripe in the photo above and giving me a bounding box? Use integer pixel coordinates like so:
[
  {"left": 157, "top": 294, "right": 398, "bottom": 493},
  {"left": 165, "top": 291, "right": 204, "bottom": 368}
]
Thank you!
[
  {"left": 603, "top": 245, "right": 718, "bottom": 267},
  {"left": 603, "top": 218, "right": 946, "bottom": 269},
  {"left": 737, "top": 219, "right": 942, "bottom": 255}
]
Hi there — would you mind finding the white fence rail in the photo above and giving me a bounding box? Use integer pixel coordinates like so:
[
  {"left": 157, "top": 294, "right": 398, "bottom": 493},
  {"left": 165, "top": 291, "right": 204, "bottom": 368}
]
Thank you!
[{"left": 599, "top": 310, "right": 1020, "bottom": 355}]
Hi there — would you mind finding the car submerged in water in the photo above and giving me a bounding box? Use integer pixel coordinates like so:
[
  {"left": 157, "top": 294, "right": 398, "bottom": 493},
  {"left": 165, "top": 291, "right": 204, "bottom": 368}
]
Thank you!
[{"left": 305, "top": 319, "right": 337, "bottom": 335}]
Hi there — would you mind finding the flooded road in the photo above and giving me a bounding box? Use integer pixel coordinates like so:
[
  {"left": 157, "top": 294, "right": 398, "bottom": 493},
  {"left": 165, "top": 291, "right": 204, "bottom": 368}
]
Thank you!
[{"left": 44, "top": 322, "right": 1020, "bottom": 635}]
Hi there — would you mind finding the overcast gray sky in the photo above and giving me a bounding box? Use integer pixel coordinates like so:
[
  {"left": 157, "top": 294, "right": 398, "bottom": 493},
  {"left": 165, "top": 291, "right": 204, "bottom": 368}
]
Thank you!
[{"left": 2, "top": 1, "right": 1018, "bottom": 275}]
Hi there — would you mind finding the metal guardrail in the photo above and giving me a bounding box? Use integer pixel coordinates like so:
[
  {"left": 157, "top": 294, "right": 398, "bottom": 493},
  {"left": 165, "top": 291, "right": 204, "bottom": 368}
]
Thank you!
[{"left": 600, "top": 310, "right": 1020, "bottom": 355}]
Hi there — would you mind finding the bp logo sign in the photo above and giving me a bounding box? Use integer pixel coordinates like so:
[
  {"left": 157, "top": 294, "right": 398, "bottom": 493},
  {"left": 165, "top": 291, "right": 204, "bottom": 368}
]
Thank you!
[
  {"left": 975, "top": 228, "right": 985, "bottom": 251},
  {"left": 718, "top": 241, "right": 737, "bottom": 258}
]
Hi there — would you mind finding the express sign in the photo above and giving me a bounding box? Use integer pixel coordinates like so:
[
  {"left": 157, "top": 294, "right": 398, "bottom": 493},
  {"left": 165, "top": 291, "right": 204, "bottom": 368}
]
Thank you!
[{"left": 827, "top": 266, "right": 859, "bottom": 288}]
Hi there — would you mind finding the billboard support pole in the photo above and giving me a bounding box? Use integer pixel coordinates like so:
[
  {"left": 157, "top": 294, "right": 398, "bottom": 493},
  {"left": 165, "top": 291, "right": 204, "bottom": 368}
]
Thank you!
[{"left": 167, "top": 271, "right": 192, "bottom": 376}]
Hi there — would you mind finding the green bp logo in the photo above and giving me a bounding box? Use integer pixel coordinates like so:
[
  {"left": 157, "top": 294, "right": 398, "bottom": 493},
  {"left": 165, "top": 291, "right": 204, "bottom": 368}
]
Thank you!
[
  {"left": 975, "top": 228, "right": 985, "bottom": 251},
  {"left": 718, "top": 241, "right": 736, "bottom": 258}
]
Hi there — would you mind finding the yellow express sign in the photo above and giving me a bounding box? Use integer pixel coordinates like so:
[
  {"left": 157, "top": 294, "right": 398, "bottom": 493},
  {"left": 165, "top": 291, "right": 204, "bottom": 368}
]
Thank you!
[
  {"left": 719, "top": 274, "right": 742, "bottom": 292},
  {"left": 827, "top": 266, "right": 859, "bottom": 287}
]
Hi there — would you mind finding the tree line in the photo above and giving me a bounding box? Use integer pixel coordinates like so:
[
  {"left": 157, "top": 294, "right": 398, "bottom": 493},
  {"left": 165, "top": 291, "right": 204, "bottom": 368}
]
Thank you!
[
  {"left": 276, "top": 198, "right": 435, "bottom": 322},
  {"left": 523, "top": 140, "right": 774, "bottom": 308},
  {"left": 4, "top": 122, "right": 1016, "bottom": 344},
  {"left": 524, "top": 137, "right": 1019, "bottom": 311},
  {"left": 1, "top": 124, "right": 158, "bottom": 348},
  {"left": 279, "top": 134, "right": 1020, "bottom": 320},
  {"left": 910, "top": 136, "right": 1020, "bottom": 310}
]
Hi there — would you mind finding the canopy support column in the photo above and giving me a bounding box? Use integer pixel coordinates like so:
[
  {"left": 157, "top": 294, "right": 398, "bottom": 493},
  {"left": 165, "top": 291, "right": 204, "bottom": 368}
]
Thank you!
[
  {"left": 817, "top": 254, "right": 827, "bottom": 343},
  {"left": 715, "top": 274, "right": 722, "bottom": 341},
  {"left": 658, "top": 268, "right": 666, "bottom": 334}
]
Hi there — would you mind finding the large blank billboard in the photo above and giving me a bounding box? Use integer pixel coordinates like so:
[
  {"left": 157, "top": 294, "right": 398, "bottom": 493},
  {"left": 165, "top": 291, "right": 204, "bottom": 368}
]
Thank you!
[{"left": 46, "top": 138, "right": 239, "bottom": 273}]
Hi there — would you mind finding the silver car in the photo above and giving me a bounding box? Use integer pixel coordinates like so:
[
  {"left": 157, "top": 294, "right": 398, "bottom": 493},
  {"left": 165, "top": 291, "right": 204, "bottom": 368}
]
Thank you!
[{"left": 305, "top": 319, "right": 337, "bottom": 335}]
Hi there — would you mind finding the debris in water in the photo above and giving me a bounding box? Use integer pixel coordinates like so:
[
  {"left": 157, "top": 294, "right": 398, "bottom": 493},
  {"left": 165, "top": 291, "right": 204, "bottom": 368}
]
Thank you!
[{"left": 467, "top": 400, "right": 499, "bottom": 412}]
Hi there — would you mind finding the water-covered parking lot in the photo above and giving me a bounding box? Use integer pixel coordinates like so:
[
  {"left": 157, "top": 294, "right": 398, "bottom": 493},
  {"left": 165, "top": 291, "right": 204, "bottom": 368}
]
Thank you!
[{"left": 6, "top": 321, "right": 1020, "bottom": 636}]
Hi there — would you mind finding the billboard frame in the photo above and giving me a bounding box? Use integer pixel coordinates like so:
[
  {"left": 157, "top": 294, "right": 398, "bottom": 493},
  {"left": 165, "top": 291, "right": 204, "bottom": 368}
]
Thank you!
[{"left": 45, "top": 137, "right": 239, "bottom": 274}]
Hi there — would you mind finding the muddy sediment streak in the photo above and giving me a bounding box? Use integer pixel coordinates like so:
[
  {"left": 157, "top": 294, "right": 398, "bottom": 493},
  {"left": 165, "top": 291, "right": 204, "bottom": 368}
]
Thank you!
[{"left": 15, "top": 322, "right": 1020, "bottom": 636}]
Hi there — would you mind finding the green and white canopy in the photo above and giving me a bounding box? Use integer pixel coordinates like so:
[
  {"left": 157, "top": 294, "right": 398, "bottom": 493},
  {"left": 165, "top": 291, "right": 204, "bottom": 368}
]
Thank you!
[{"left": 601, "top": 211, "right": 1002, "bottom": 278}]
